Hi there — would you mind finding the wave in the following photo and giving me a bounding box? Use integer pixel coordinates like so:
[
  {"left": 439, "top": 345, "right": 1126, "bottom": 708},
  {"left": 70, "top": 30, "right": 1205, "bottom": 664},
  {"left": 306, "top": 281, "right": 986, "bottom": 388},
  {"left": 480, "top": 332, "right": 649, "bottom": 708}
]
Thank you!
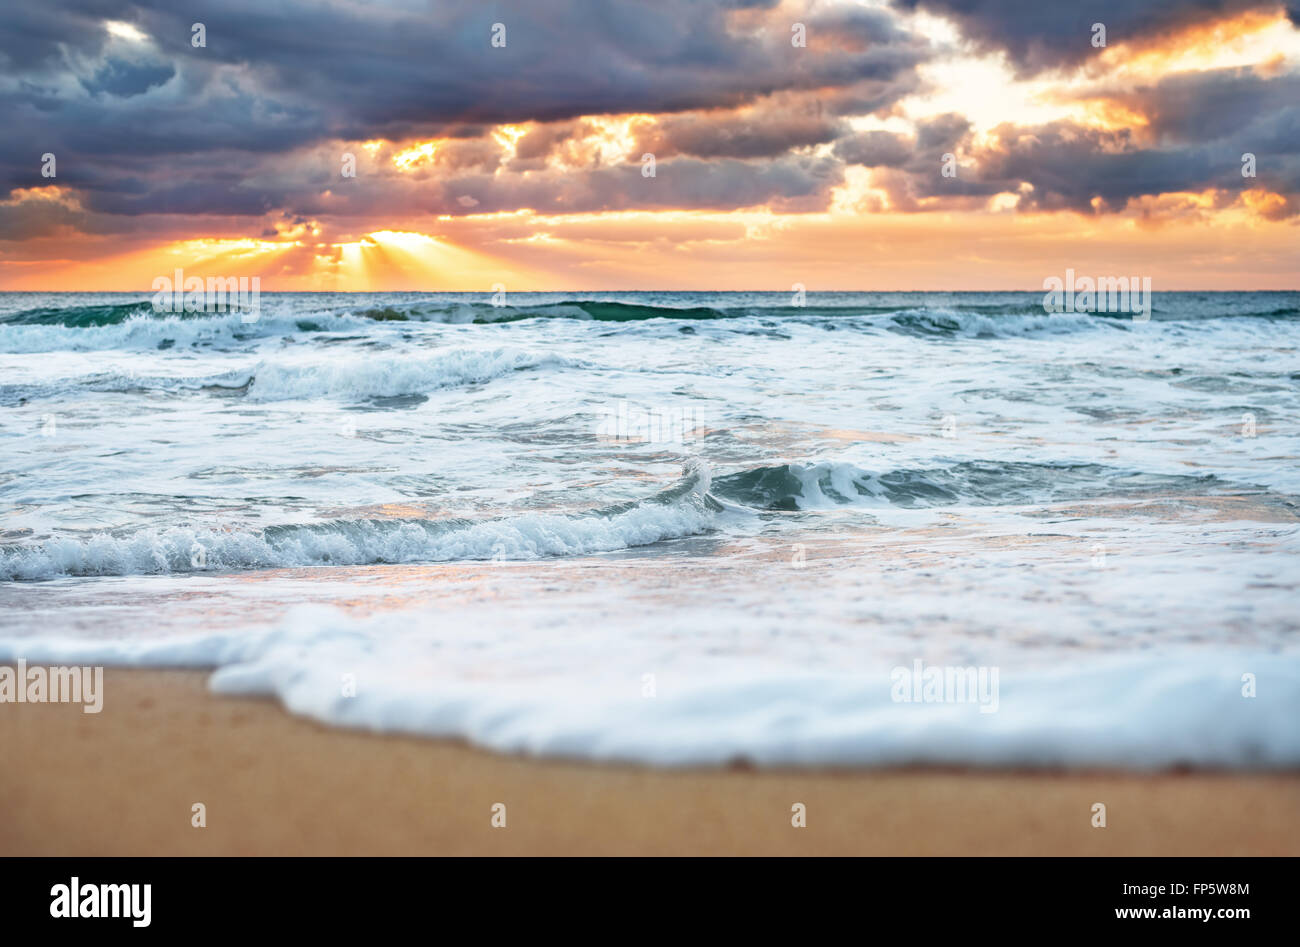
[
  {"left": 0, "top": 301, "right": 157, "bottom": 327},
  {"left": 0, "top": 303, "right": 1145, "bottom": 353},
  {"left": 0, "top": 462, "right": 723, "bottom": 580},
  {"left": 0, "top": 300, "right": 745, "bottom": 352},
  {"left": 0, "top": 309, "right": 378, "bottom": 353},
  {"left": 1, "top": 605, "right": 1296, "bottom": 767},
  {"left": 235, "top": 347, "right": 579, "bottom": 401},
  {"left": 3, "top": 293, "right": 1296, "bottom": 340},
  {"left": 359, "top": 300, "right": 735, "bottom": 323},
  {"left": 211, "top": 302, "right": 1124, "bottom": 337},
  {"left": 1, "top": 458, "right": 1247, "bottom": 580},
  {"left": 351, "top": 297, "right": 1300, "bottom": 326},
  {"left": 885, "top": 308, "right": 1116, "bottom": 338},
  {"left": 0, "top": 298, "right": 733, "bottom": 327},
  {"left": 710, "top": 460, "right": 1229, "bottom": 510},
  {"left": 0, "top": 345, "right": 578, "bottom": 403}
]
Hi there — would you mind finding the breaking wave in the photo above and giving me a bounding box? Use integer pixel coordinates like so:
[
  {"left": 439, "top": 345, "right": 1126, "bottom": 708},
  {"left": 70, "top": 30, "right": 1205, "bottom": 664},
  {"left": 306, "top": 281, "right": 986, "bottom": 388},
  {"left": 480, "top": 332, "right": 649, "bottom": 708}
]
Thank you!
[
  {"left": 0, "top": 458, "right": 1254, "bottom": 580},
  {"left": 0, "top": 462, "right": 723, "bottom": 580},
  {"left": 710, "top": 460, "right": 1232, "bottom": 510},
  {"left": 237, "top": 347, "right": 580, "bottom": 401},
  {"left": 2, "top": 293, "right": 1296, "bottom": 354}
]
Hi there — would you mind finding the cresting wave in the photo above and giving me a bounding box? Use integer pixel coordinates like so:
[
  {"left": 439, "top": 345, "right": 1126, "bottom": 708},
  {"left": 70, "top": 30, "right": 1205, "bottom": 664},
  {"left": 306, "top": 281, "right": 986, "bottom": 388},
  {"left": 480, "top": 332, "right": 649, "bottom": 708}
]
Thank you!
[
  {"left": 0, "top": 307, "right": 1111, "bottom": 355},
  {"left": 4, "top": 296, "right": 1300, "bottom": 328},
  {"left": 710, "top": 460, "right": 1235, "bottom": 509},
  {"left": 1, "top": 295, "right": 1296, "bottom": 354},
  {"left": 0, "top": 309, "right": 376, "bottom": 353},
  {"left": 0, "top": 463, "right": 724, "bottom": 580},
  {"left": 0, "top": 346, "right": 580, "bottom": 403},
  {"left": 0, "top": 459, "right": 1250, "bottom": 580},
  {"left": 234, "top": 347, "right": 580, "bottom": 401}
]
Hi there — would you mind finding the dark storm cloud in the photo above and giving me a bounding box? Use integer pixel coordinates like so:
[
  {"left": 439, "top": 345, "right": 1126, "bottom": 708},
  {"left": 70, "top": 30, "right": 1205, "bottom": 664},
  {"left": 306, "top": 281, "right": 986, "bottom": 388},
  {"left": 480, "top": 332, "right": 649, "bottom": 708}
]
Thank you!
[
  {"left": 833, "top": 131, "right": 913, "bottom": 167},
  {"left": 79, "top": 57, "right": 175, "bottom": 97},
  {"left": 1102, "top": 68, "right": 1300, "bottom": 144},
  {"left": 426, "top": 139, "right": 506, "bottom": 173},
  {"left": 483, "top": 154, "right": 843, "bottom": 215},
  {"left": 302, "top": 153, "right": 843, "bottom": 218},
  {"left": 5, "top": 0, "right": 927, "bottom": 149},
  {"left": 636, "top": 109, "right": 847, "bottom": 159},
  {"left": 806, "top": 5, "right": 919, "bottom": 47},
  {"left": 832, "top": 114, "right": 970, "bottom": 170},
  {"left": 820, "top": 72, "right": 927, "bottom": 116},
  {"left": 4, "top": 0, "right": 1298, "bottom": 233},
  {"left": 979, "top": 69, "right": 1300, "bottom": 212},
  {"left": 836, "top": 68, "right": 1300, "bottom": 216},
  {"left": 915, "top": 113, "right": 971, "bottom": 153},
  {"left": 974, "top": 124, "right": 1219, "bottom": 211},
  {"left": 0, "top": 4, "right": 109, "bottom": 71},
  {"left": 0, "top": 194, "right": 87, "bottom": 240},
  {"left": 512, "top": 123, "right": 581, "bottom": 163},
  {"left": 891, "top": 0, "right": 1287, "bottom": 75},
  {"left": 0, "top": 0, "right": 930, "bottom": 224}
]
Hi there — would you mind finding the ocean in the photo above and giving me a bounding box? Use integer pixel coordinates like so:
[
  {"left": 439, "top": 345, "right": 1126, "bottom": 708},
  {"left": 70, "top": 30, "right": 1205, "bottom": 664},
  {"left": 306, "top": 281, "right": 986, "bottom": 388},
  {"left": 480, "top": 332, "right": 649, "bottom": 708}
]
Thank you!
[{"left": 1, "top": 290, "right": 1297, "bottom": 767}]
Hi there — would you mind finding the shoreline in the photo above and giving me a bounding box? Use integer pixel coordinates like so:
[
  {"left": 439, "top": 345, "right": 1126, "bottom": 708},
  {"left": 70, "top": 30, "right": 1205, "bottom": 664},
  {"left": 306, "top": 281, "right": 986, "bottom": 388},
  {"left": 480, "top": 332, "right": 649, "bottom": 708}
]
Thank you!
[{"left": 2, "top": 668, "right": 1297, "bottom": 855}]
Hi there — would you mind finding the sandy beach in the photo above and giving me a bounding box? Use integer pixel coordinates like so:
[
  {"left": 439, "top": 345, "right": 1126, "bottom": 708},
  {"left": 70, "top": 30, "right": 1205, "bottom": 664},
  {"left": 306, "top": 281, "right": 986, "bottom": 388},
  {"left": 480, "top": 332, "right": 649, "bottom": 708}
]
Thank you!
[{"left": 2, "top": 667, "right": 1296, "bottom": 856}]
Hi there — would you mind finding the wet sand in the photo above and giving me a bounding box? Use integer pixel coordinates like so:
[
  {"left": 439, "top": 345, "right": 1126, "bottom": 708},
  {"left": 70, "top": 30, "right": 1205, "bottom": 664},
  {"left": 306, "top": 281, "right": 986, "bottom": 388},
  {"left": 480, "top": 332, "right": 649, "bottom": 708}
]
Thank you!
[{"left": 2, "top": 668, "right": 1297, "bottom": 856}]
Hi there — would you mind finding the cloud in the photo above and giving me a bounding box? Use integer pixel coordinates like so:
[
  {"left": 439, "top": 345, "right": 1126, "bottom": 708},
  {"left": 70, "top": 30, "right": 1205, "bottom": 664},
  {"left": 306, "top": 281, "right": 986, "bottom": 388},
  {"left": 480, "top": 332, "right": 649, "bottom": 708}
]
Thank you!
[
  {"left": 78, "top": 57, "right": 175, "bottom": 97},
  {"left": 891, "top": 0, "right": 1287, "bottom": 75},
  {"left": 1103, "top": 68, "right": 1300, "bottom": 145},
  {"left": 969, "top": 68, "right": 1300, "bottom": 214},
  {"left": 0, "top": 188, "right": 86, "bottom": 240},
  {"left": 636, "top": 106, "right": 847, "bottom": 159},
  {"left": 833, "top": 131, "right": 913, "bottom": 167},
  {"left": 0, "top": 0, "right": 931, "bottom": 223},
  {"left": 835, "top": 61, "right": 1299, "bottom": 219},
  {"left": 2, "top": 0, "right": 1298, "bottom": 246}
]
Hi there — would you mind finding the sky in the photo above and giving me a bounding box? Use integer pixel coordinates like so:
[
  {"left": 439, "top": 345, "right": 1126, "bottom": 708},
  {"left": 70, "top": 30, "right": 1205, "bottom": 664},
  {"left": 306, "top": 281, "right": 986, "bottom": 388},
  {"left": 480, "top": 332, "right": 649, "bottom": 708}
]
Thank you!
[{"left": 1, "top": 0, "right": 1298, "bottom": 291}]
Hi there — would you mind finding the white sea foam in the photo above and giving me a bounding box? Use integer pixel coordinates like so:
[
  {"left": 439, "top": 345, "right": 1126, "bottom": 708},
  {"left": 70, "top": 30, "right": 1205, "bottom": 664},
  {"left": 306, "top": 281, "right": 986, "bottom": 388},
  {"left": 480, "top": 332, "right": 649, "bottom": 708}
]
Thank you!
[
  {"left": 887, "top": 307, "right": 1113, "bottom": 338},
  {"left": 3, "top": 291, "right": 1298, "bottom": 770},
  {"left": 241, "top": 347, "right": 578, "bottom": 401},
  {"left": 1, "top": 603, "right": 1294, "bottom": 768},
  {"left": 0, "top": 311, "right": 374, "bottom": 353}
]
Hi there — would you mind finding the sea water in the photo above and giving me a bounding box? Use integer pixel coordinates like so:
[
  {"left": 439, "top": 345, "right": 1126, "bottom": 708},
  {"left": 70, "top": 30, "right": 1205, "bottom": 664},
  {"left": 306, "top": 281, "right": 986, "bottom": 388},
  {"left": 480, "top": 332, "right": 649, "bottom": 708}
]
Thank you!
[{"left": 1, "top": 291, "right": 1297, "bottom": 767}]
